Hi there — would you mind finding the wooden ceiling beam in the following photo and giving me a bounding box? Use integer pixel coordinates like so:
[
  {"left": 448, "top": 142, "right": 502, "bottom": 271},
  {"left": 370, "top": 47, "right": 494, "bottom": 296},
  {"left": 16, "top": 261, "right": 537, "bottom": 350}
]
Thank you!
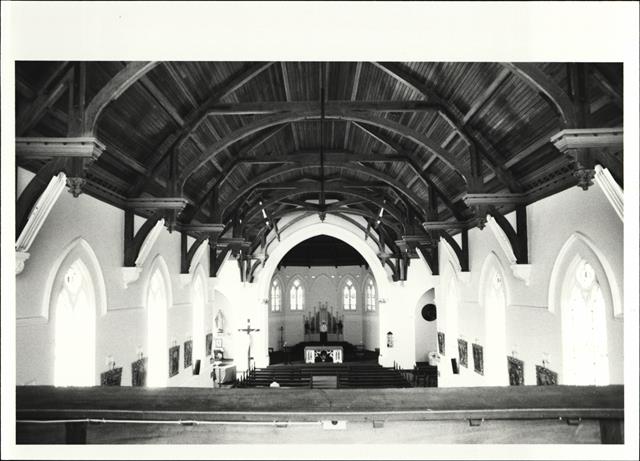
[
  {"left": 590, "top": 65, "right": 622, "bottom": 108},
  {"left": 280, "top": 63, "right": 300, "bottom": 152},
  {"left": 371, "top": 62, "right": 522, "bottom": 192},
  {"left": 238, "top": 180, "right": 407, "bottom": 225},
  {"left": 203, "top": 100, "right": 445, "bottom": 115},
  {"left": 129, "top": 62, "right": 274, "bottom": 196},
  {"left": 83, "top": 62, "right": 159, "bottom": 135},
  {"left": 179, "top": 110, "right": 469, "bottom": 188},
  {"left": 139, "top": 75, "right": 185, "bottom": 126},
  {"left": 343, "top": 62, "right": 363, "bottom": 149},
  {"left": 17, "top": 66, "right": 74, "bottom": 136},
  {"left": 220, "top": 161, "right": 430, "bottom": 222},
  {"left": 500, "top": 62, "right": 578, "bottom": 128},
  {"left": 352, "top": 124, "right": 469, "bottom": 221},
  {"left": 462, "top": 68, "right": 510, "bottom": 125}
]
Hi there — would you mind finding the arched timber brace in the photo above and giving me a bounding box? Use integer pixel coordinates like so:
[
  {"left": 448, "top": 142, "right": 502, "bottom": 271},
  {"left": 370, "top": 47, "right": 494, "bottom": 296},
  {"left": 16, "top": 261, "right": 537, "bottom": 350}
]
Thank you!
[
  {"left": 82, "top": 62, "right": 160, "bottom": 135},
  {"left": 220, "top": 161, "right": 430, "bottom": 222},
  {"left": 180, "top": 234, "right": 207, "bottom": 274},
  {"left": 178, "top": 110, "right": 470, "bottom": 188},
  {"left": 393, "top": 254, "right": 410, "bottom": 282},
  {"left": 123, "top": 210, "right": 163, "bottom": 267},
  {"left": 488, "top": 205, "right": 529, "bottom": 264},
  {"left": 441, "top": 229, "right": 470, "bottom": 272},
  {"left": 370, "top": 62, "right": 523, "bottom": 192},
  {"left": 500, "top": 63, "right": 578, "bottom": 128},
  {"left": 237, "top": 254, "right": 260, "bottom": 283},
  {"left": 129, "top": 63, "right": 277, "bottom": 197},
  {"left": 209, "top": 244, "right": 230, "bottom": 278},
  {"left": 417, "top": 243, "right": 440, "bottom": 276}
]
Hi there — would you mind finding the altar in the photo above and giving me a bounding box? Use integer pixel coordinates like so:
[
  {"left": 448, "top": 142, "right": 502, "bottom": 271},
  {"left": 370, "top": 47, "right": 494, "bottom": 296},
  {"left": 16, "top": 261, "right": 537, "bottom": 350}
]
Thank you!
[{"left": 304, "top": 345, "right": 343, "bottom": 364}]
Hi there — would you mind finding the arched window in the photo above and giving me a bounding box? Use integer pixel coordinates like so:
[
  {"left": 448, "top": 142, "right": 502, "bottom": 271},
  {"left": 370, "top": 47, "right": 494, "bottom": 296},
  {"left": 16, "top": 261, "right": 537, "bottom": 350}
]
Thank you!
[
  {"left": 481, "top": 255, "right": 508, "bottom": 386},
  {"left": 561, "top": 257, "right": 609, "bottom": 385},
  {"left": 290, "top": 278, "right": 304, "bottom": 311},
  {"left": 147, "top": 259, "right": 170, "bottom": 387},
  {"left": 342, "top": 278, "right": 356, "bottom": 310},
  {"left": 365, "top": 279, "right": 376, "bottom": 311},
  {"left": 192, "top": 268, "right": 206, "bottom": 363},
  {"left": 270, "top": 279, "right": 282, "bottom": 312},
  {"left": 53, "top": 259, "right": 96, "bottom": 386},
  {"left": 550, "top": 232, "right": 621, "bottom": 385}
]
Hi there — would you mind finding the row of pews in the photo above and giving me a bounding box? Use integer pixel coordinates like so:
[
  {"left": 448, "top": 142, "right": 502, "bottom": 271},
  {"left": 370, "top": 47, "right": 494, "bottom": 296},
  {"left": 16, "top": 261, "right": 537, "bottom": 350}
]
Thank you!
[{"left": 237, "top": 363, "right": 411, "bottom": 388}]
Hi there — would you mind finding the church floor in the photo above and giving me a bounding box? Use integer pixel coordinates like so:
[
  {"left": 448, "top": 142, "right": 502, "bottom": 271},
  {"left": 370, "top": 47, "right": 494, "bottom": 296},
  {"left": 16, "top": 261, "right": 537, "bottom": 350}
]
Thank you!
[{"left": 15, "top": 385, "right": 624, "bottom": 444}]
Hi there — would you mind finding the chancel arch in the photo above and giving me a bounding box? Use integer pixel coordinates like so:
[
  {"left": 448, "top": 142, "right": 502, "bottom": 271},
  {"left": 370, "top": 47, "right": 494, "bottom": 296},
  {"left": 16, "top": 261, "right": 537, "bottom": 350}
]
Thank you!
[
  {"left": 48, "top": 238, "right": 105, "bottom": 386},
  {"left": 145, "top": 255, "right": 172, "bottom": 387},
  {"left": 255, "top": 215, "right": 392, "bottom": 366}
]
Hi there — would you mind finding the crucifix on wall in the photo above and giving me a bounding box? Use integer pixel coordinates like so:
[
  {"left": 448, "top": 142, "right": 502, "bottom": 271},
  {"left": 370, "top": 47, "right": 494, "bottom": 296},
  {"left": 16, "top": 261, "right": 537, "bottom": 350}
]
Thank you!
[{"left": 238, "top": 318, "right": 260, "bottom": 372}]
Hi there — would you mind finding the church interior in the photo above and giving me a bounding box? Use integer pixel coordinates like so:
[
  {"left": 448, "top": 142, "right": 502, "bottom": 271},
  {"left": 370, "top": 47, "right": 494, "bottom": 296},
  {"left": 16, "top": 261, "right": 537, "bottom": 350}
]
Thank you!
[{"left": 8, "top": 57, "right": 629, "bottom": 448}]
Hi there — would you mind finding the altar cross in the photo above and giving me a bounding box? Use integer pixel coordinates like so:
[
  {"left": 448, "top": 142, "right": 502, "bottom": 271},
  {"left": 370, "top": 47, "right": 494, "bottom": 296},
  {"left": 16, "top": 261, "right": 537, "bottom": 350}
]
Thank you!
[{"left": 238, "top": 318, "right": 260, "bottom": 372}]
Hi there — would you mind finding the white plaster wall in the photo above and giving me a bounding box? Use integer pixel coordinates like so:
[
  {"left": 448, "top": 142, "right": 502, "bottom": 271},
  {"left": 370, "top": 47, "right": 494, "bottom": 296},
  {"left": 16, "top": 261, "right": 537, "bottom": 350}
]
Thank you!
[
  {"left": 16, "top": 167, "right": 214, "bottom": 387},
  {"left": 414, "top": 289, "right": 438, "bottom": 363},
  {"left": 15, "top": 167, "right": 624, "bottom": 387},
  {"left": 436, "top": 184, "right": 624, "bottom": 387}
]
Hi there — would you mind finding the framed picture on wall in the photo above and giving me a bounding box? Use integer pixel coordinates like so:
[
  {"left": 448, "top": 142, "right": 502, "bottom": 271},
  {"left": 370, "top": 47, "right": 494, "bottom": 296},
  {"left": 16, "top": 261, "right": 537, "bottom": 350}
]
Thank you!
[
  {"left": 169, "top": 345, "right": 180, "bottom": 377},
  {"left": 131, "top": 357, "right": 147, "bottom": 387},
  {"left": 184, "top": 340, "right": 193, "bottom": 369},
  {"left": 458, "top": 339, "right": 468, "bottom": 368},
  {"left": 472, "top": 343, "right": 484, "bottom": 375},
  {"left": 206, "top": 333, "right": 213, "bottom": 356},
  {"left": 508, "top": 356, "right": 525, "bottom": 385},
  {"left": 536, "top": 365, "right": 558, "bottom": 385}
]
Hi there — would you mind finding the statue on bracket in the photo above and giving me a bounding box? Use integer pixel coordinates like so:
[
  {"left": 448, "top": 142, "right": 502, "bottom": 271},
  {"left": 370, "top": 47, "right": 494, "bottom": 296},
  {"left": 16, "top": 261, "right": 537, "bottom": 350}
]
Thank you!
[{"left": 215, "top": 309, "right": 225, "bottom": 333}]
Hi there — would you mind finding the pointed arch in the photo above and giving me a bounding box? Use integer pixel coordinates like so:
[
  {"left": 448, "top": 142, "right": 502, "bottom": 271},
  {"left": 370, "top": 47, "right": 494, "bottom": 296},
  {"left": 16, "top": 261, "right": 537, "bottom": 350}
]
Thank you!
[
  {"left": 363, "top": 275, "right": 378, "bottom": 312},
  {"left": 549, "top": 232, "right": 621, "bottom": 385},
  {"left": 50, "top": 257, "right": 97, "bottom": 386},
  {"left": 340, "top": 276, "right": 358, "bottom": 311},
  {"left": 269, "top": 276, "right": 283, "bottom": 312},
  {"left": 144, "top": 254, "right": 172, "bottom": 387},
  {"left": 43, "top": 237, "right": 107, "bottom": 322},
  {"left": 288, "top": 275, "right": 306, "bottom": 311},
  {"left": 548, "top": 232, "right": 621, "bottom": 317},
  {"left": 478, "top": 252, "right": 509, "bottom": 385}
]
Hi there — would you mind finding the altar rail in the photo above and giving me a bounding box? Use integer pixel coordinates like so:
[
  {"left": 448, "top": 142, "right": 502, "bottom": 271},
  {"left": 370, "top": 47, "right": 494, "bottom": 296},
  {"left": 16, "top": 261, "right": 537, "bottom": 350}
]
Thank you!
[{"left": 15, "top": 385, "right": 624, "bottom": 444}]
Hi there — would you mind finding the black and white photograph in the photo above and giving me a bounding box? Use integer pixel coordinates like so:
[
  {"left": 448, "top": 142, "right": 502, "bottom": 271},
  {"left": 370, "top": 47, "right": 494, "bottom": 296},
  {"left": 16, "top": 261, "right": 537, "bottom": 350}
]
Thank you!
[{"left": 2, "top": 1, "right": 638, "bottom": 460}]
